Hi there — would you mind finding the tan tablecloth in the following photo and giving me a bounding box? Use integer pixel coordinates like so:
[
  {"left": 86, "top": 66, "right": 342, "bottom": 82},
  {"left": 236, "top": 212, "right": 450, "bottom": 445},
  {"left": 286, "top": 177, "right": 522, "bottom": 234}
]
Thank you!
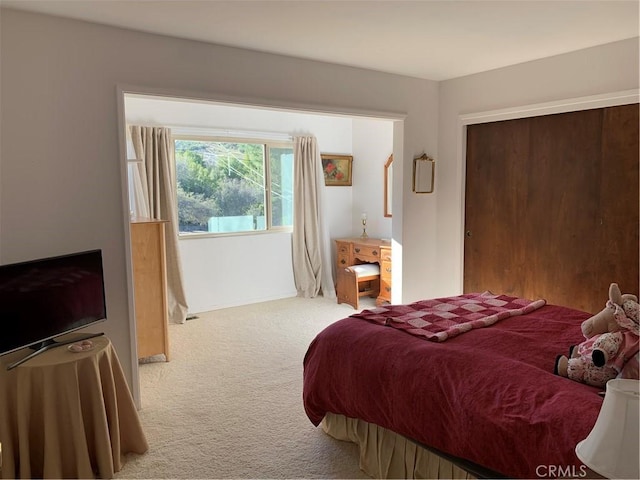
[{"left": 0, "top": 335, "right": 148, "bottom": 478}]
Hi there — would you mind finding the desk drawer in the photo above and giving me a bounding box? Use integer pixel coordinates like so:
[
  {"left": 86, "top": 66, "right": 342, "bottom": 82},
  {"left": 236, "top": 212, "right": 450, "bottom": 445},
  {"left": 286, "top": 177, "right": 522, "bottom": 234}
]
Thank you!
[
  {"left": 352, "top": 244, "right": 381, "bottom": 263},
  {"left": 336, "top": 241, "right": 350, "bottom": 267},
  {"left": 337, "top": 242, "right": 350, "bottom": 256},
  {"left": 337, "top": 253, "right": 350, "bottom": 267},
  {"left": 379, "top": 245, "right": 391, "bottom": 303},
  {"left": 380, "top": 259, "right": 392, "bottom": 280},
  {"left": 379, "top": 277, "right": 391, "bottom": 302},
  {"left": 380, "top": 258, "right": 391, "bottom": 302}
]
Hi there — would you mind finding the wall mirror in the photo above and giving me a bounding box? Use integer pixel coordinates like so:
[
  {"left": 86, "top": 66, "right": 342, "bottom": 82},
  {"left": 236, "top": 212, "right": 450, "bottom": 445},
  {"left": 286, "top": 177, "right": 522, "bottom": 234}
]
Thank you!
[
  {"left": 413, "top": 153, "right": 435, "bottom": 194},
  {"left": 384, "top": 154, "right": 393, "bottom": 217}
]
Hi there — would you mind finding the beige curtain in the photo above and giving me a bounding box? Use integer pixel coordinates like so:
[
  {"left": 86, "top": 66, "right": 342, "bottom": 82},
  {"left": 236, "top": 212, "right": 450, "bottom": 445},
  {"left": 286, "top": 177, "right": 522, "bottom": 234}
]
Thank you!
[
  {"left": 130, "top": 126, "right": 189, "bottom": 324},
  {"left": 128, "top": 162, "right": 150, "bottom": 219},
  {"left": 292, "top": 136, "right": 335, "bottom": 298}
]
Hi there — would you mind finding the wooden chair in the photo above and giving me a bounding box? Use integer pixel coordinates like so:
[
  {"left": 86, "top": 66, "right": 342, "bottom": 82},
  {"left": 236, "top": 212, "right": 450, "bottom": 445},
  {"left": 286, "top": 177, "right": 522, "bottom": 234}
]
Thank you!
[{"left": 336, "top": 263, "right": 381, "bottom": 310}]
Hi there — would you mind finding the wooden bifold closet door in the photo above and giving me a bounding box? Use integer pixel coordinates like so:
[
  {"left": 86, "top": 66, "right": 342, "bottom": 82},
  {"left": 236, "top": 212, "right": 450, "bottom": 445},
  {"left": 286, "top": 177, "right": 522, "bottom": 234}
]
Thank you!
[{"left": 464, "top": 104, "right": 639, "bottom": 314}]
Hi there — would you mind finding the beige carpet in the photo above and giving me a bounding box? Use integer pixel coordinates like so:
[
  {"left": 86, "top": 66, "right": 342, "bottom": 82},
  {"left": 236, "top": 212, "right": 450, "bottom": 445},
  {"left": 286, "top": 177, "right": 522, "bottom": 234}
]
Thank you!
[{"left": 115, "top": 295, "right": 376, "bottom": 479}]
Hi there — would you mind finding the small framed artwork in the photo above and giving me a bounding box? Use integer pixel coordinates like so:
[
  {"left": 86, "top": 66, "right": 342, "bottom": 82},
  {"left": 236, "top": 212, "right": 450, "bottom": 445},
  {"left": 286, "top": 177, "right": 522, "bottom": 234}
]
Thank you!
[
  {"left": 413, "top": 153, "right": 435, "bottom": 193},
  {"left": 321, "top": 154, "right": 353, "bottom": 186}
]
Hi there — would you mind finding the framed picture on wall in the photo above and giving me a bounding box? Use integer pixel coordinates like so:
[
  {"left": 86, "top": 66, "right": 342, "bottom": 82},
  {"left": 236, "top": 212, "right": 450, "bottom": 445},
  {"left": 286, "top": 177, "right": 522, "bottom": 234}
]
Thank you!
[{"left": 321, "top": 154, "right": 353, "bottom": 186}]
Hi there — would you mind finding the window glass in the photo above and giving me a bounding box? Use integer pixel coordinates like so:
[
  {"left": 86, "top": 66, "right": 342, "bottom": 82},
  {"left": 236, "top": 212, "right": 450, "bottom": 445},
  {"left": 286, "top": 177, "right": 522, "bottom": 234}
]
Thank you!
[
  {"left": 269, "top": 147, "right": 294, "bottom": 228},
  {"left": 175, "top": 138, "right": 292, "bottom": 235}
]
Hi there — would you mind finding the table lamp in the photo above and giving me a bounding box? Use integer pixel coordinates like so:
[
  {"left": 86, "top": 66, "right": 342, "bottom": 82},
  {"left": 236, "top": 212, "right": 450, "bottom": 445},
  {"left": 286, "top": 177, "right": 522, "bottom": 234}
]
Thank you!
[
  {"left": 575, "top": 379, "right": 639, "bottom": 479},
  {"left": 360, "top": 212, "right": 368, "bottom": 238}
]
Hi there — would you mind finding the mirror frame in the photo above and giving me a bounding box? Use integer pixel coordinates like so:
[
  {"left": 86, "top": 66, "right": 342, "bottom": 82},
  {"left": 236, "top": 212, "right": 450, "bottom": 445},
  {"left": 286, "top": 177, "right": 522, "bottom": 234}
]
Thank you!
[
  {"left": 413, "top": 153, "right": 435, "bottom": 194},
  {"left": 384, "top": 154, "right": 393, "bottom": 217}
]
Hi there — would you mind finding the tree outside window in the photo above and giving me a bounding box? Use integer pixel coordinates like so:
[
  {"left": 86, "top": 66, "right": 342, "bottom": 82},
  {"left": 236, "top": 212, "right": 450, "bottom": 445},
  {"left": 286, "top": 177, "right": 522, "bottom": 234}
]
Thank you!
[{"left": 175, "top": 138, "right": 293, "bottom": 235}]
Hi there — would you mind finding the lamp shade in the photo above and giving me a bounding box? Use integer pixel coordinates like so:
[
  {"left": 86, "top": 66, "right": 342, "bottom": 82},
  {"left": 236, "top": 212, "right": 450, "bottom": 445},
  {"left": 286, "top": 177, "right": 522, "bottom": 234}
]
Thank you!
[{"left": 575, "top": 379, "right": 639, "bottom": 479}]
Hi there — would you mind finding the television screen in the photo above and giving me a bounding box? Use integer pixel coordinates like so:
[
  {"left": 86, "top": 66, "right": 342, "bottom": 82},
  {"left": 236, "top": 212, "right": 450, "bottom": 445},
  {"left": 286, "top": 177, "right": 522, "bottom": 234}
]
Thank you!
[{"left": 0, "top": 249, "right": 106, "bottom": 356}]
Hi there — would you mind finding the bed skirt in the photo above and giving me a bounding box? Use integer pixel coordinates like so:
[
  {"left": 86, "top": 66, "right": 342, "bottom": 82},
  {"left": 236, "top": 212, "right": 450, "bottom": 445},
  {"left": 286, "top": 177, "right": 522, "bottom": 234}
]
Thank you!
[{"left": 321, "top": 413, "right": 476, "bottom": 479}]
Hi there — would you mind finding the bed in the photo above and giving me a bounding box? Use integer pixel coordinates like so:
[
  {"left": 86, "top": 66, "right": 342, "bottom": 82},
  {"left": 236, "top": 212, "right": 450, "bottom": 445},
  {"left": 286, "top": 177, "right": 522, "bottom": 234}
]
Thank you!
[{"left": 302, "top": 292, "right": 605, "bottom": 479}]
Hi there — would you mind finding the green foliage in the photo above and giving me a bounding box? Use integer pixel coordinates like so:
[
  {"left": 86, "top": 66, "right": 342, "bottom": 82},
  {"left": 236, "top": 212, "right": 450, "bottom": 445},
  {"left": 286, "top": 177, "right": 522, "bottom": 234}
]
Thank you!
[
  {"left": 175, "top": 139, "right": 269, "bottom": 231},
  {"left": 216, "top": 177, "right": 264, "bottom": 217},
  {"left": 176, "top": 149, "right": 217, "bottom": 198},
  {"left": 176, "top": 185, "right": 219, "bottom": 231}
]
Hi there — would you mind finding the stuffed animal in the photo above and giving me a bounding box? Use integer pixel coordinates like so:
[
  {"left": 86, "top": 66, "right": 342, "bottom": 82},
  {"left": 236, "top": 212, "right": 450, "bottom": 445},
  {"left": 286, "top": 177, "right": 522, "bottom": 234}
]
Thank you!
[
  {"left": 580, "top": 283, "right": 638, "bottom": 338},
  {"left": 555, "top": 283, "right": 640, "bottom": 388}
]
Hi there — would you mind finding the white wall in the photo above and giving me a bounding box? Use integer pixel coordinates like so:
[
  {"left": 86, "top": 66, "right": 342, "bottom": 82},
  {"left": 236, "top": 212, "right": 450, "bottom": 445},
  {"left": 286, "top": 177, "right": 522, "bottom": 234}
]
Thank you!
[
  {"left": 125, "top": 96, "right": 393, "bottom": 313},
  {"left": 433, "top": 38, "right": 640, "bottom": 300},
  {"left": 0, "top": 8, "right": 435, "bottom": 400},
  {"left": 352, "top": 118, "right": 394, "bottom": 240}
]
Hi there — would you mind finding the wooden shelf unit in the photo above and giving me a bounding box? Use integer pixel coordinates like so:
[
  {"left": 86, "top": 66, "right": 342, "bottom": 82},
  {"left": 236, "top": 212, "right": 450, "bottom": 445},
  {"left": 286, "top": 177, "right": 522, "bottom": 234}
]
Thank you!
[{"left": 130, "top": 217, "right": 170, "bottom": 361}]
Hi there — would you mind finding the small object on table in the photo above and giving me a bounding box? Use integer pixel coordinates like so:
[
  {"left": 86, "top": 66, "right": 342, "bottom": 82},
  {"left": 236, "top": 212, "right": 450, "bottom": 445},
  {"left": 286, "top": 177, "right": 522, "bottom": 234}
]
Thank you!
[{"left": 68, "top": 340, "right": 94, "bottom": 352}]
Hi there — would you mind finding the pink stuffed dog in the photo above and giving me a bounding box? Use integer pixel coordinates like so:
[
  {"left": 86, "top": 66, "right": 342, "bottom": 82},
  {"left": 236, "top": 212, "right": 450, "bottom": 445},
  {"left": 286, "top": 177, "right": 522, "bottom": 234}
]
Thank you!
[{"left": 555, "top": 283, "right": 639, "bottom": 388}]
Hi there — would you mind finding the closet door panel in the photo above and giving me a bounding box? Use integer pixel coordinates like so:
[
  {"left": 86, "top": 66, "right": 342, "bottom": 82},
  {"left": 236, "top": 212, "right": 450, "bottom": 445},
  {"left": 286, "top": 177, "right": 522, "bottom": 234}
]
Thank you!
[
  {"left": 598, "top": 104, "right": 639, "bottom": 297},
  {"left": 524, "top": 109, "right": 603, "bottom": 310},
  {"left": 464, "top": 118, "right": 530, "bottom": 297}
]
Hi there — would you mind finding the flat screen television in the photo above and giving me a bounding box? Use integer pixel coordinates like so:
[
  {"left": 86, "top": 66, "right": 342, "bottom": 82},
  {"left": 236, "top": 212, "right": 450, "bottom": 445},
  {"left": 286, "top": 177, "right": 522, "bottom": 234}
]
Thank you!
[{"left": 0, "top": 249, "right": 106, "bottom": 369}]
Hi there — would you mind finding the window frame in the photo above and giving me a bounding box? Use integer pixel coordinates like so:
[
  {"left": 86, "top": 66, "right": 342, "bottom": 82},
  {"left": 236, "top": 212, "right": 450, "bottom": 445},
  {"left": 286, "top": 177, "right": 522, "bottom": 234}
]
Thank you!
[{"left": 173, "top": 134, "right": 294, "bottom": 239}]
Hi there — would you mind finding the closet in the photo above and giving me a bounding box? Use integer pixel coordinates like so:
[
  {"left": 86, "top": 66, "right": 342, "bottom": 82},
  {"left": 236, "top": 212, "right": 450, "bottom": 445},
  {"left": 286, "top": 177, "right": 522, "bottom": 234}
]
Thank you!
[{"left": 464, "top": 103, "right": 639, "bottom": 313}]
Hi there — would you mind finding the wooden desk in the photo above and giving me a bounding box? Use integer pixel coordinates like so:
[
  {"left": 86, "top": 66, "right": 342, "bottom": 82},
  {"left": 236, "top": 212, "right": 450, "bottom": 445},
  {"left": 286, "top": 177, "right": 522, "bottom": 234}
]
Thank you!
[
  {"left": 335, "top": 238, "right": 392, "bottom": 304},
  {"left": 0, "top": 335, "right": 148, "bottom": 479}
]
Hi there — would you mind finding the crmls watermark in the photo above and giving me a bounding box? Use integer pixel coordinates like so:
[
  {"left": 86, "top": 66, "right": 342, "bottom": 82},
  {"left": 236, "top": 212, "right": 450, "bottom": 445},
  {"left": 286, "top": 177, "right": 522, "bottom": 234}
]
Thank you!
[{"left": 536, "top": 464, "right": 589, "bottom": 478}]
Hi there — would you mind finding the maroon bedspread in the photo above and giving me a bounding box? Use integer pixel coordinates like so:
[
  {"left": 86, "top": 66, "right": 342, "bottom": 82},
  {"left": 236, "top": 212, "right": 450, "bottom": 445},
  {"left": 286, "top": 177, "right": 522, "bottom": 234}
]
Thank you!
[{"left": 303, "top": 303, "right": 603, "bottom": 478}]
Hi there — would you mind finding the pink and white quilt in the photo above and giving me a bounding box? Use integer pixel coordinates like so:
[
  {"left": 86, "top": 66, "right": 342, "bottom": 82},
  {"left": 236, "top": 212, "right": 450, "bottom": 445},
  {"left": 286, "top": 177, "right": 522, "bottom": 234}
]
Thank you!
[{"left": 352, "top": 291, "right": 546, "bottom": 341}]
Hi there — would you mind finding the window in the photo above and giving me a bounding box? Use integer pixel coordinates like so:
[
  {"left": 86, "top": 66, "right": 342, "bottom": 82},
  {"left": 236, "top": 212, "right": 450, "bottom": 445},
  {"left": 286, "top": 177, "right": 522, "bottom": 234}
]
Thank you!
[{"left": 174, "top": 137, "right": 293, "bottom": 235}]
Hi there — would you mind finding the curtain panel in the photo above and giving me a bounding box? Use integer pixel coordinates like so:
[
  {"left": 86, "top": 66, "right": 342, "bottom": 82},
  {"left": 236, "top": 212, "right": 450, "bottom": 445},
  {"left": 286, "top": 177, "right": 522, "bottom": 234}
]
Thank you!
[{"left": 292, "top": 136, "right": 335, "bottom": 299}]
